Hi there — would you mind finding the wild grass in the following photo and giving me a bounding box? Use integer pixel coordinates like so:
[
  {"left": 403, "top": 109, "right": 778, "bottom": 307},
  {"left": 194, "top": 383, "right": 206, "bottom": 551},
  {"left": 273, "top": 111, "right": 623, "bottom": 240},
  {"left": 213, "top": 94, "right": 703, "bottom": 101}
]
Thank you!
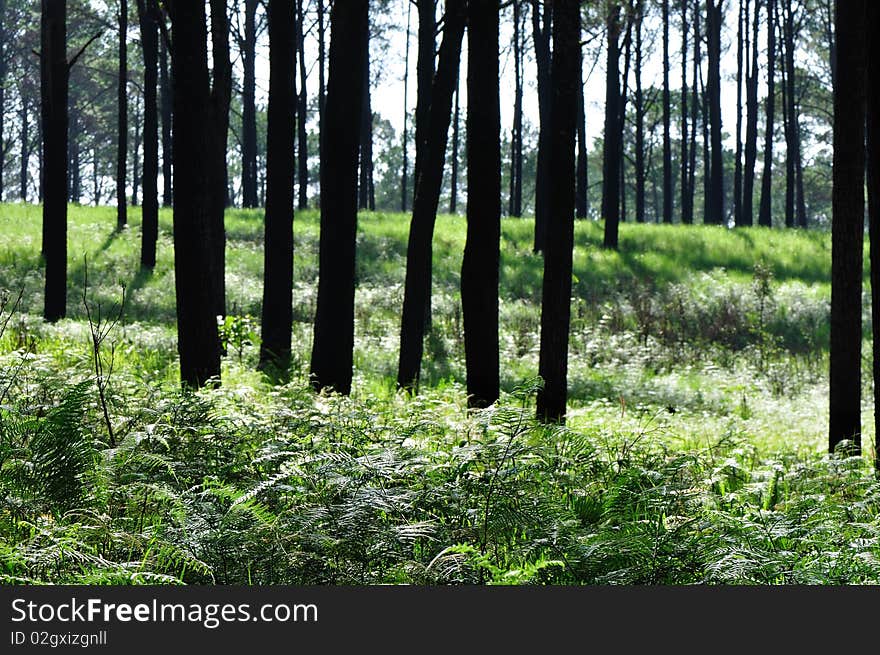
[{"left": 0, "top": 202, "right": 877, "bottom": 585}]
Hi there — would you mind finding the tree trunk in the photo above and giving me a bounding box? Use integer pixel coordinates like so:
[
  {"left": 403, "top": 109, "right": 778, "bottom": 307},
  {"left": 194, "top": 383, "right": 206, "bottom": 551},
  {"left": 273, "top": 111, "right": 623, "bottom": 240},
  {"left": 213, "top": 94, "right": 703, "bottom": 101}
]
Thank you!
[
  {"left": 358, "top": 37, "right": 375, "bottom": 212},
  {"left": 679, "top": 0, "right": 688, "bottom": 225},
  {"left": 137, "top": 0, "right": 159, "bottom": 270},
  {"left": 706, "top": 0, "right": 724, "bottom": 225},
  {"left": 867, "top": 0, "right": 880, "bottom": 470},
  {"left": 662, "top": 0, "right": 672, "bottom": 224},
  {"left": 619, "top": 9, "right": 633, "bottom": 222},
  {"left": 160, "top": 30, "right": 172, "bottom": 206},
  {"left": 742, "top": 0, "right": 759, "bottom": 227},
  {"left": 636, "top": 0, "right": 645, "bottom": 223},
  {"left": 117, "top": 0, "right": 128, "bottom": 228},
  {"left": 19, "top": 99, "right": 28, "bottom": 201},
  {"left": 40, "top": 0, "right": 68, "bottom": 322},
  {"left": 397, "top": 0, "right": 466, "bottom": 392},
  {"left": 531, "top": 0, "right": 552, "bottom": 253},
  {"left": 510, "top": 0, "right": 524, "bottom": 217},
  {"left": 413, "top": 0, "right": 436, "bottom": 211},
  {"left": 168, "top": 0, "right": 230, "bottom": 388},
  {"left": 296, "top": 0, "right": 309, "bottom": 209},
  {"left": 733, "top": 0, "right": 744, "bottom": 227},
  {"left": 462, "top": 0, "right": 500, "bottom": 409},
  {"left": 685, "top": 0, "right": 699, "bottom": 225},
  {"left": 402, "top": 0, "right": 411, "bottom": 212},
  {"left": 310, "top": 0, "right": 369, "bottom": 395},
  {"left": 0, "top": 0, "right": 6, "bottom": 201},
  {"left": 829, "top": 0, "right": 866, "bottom": 453},
  {"left": 537, "top": 0, "right": 578, "bottom": 423},
  {"left": 449, "top": 70, "right": 460, "bottom": 214},
  {"left": 758, "top": 0, "right": 776, "bottom": 227},
  {"left": 130, "top": 102, "right": 140, "bottom": 205},
  {"left": 602, "top": 3, "right": 621, "bottom": 248},
  {"left": 241, "top": 0, "right": 258, "bottom": 208},
  {"left": 259, "top": 0, "right": 296, "bottom": 373}
]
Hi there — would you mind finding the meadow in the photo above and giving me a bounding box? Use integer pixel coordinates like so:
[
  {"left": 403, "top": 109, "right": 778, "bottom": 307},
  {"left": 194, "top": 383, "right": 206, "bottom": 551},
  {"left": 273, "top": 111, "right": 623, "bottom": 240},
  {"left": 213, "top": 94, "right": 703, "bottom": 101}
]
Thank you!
[{"left": 1, "top": 202, "right": 878, "bottom": 585}]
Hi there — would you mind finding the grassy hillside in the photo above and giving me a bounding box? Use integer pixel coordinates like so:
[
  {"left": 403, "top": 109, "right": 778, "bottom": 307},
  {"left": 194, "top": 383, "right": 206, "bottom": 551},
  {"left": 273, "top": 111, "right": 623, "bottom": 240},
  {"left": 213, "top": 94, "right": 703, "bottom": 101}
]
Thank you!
[{"left": 1, "top": 203, "right": 878, "bottom": 585}]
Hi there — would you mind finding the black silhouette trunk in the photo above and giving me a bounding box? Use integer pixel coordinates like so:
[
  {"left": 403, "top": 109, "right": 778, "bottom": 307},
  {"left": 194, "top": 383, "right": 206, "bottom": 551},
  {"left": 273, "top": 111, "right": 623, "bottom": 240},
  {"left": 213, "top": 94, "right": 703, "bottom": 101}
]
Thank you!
[
  {"left": 413, "top": 0, "right": 436, "bottom": 210},
  {"left": 636, "top": 0, "right": 645, "bottom": 224},
  {"left": 602, "top": 4, "right": 621, "bottom": 248},
  {"left": 19, "top": 100, "right": 28, "bottom": 201},
  {"left": 867, "top": 0, "right": 880, "bottom": 470},
  {"left": 450, "top": 71, "right": 460, "bottom": 214},
  {"left": 402, "top": 1, "right": 411, "bottom": 212},
  {"left": 829, "top": 0, "right": 865, "bottom": 453},
  {"left": 296, "top": 0, "right": 309, "bottom": 209},
  {"left": 461, "top": 0, "right": 500, "bottom": 409},
  {"left": 241, "top": 0, "right": 258, "bottom": 208},
  {"left": 397, "top": 0, "right": 466, "bottom": 392},
  {"left": 41, "top": 0, "right": 68, "bottom": 322},
  {"left": 619, "top": 10, "right": 632, "bottom": 222},
  {"left": 160, "top": 30, "right": 172, "bottom": 206},
  {"left": 679, "top": 0, "right": 688, "bottom": 225},
  {"left": 734, "top": 0, "right": 744, "bottom": 227},
  {"left": 358, "top": 36, "right": 375, "bottom": 211},
  {"left": 685, "top": 0, "right": 699, "bottom": 225},
  {"left": 706, "top": 0, "right": 724, "bottom": 225},
  {"left": 117, "top": 0, "right": 128, "bottom": 229},
  {"left": 309, "top": 0, "right": 368, "bottom": 395},
  {"left": 758, "top": 0, "right": 775, "bottom": 227},
  {"left": 259, "top": 0, "right": 296, "bottom": 373},
  {"left": 742, "top": 0, "right": 759, "bottom": 226},
  {"left": 0, "top": 0, "right": 5, "bottom": 200},
  {"left": 662, "top": 0, "right": 672, "bottom": 223},
  {"left": 137, "top": 0, "right": 159, "bottom": 270},
  {"left": 531, "top": 0, "right": 552, "bottom": 252},
  {"left": 169, "top": 0, "right": 231, "bottom": 388},
  {"left": 510, "top": 0, "right": 524, "bottom": 217},
  {"left": 537, "top": 0, "right": 578, "bottom": 423}
]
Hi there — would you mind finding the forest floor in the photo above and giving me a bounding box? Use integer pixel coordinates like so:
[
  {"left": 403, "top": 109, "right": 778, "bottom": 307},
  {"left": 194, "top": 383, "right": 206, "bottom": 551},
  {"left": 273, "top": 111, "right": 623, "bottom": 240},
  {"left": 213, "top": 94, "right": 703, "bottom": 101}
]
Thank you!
[{"left": 1, "top": 203, "right": 878, "bottom": 584}]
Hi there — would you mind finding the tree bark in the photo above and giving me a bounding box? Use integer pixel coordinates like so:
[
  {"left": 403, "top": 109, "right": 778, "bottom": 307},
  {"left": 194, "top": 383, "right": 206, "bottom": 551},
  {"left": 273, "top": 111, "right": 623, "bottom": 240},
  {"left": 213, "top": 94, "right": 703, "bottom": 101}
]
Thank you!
[
  {"left": 510, "top": 0, "right": 524, "bottom": 217},
  {"left": 733, "top": 0, "right": 744, "bottom": 226},
  {"left": 758, "top": 0, "right": 776, "bottom": 227},
  {"left": 742, "top": 0, "right": 759, "bottom": 226},
  {"left": 296, "top": 0, "right": 309, "bottom": 209},
  {"left": 602, "top": 3, "right": 621, "bottom": 248},
  {"left": 706, "top": 0, "right": 724, "bottom": 225},
  {"left": 449, "top": 70, "right": 460, "bottom": 214},
  {"left": 137, "top": 0, "right": 159, "bottom": 270},
  {"left": 829, "top": 0, "right": 866, "bottom": 453},
  {"left": 117, "top": 0, "right": 128, "bottom": 228},
  {"left": 259, "top": 0, "right": 296, "bottom": 373},
  {"left": 662, "top": 0, "right": 672, "bottom": 224},
  {"left": 358, "top": 35, "right": 375, "bottom": 211},
  {"left": 412, "top": 0, "right": 436, "bottom": 211},
  {"left": 40, "top": 0, "right": 68, "bottom": 322},
  {"left": 160, "top": 28, "right": 172, "bottom": 206},
  {"left": 397, "top": 0, "right": 466, "bottom": 392},
  {"left": 310, "top": 0, "right": 369, "bottom": 395},
  {"left": 679, "top": 0, "right": 688, "bottom": 225},
  {"left": 636, "top": 0, "right": 645, "bottom": 223},
  {"left": 462, "top": 0, "right": 500, "bottom": 409},
  {"left": 531, "top": 0, "right": 552, "bottom": 252},
  {"left": 537, "top": 0, "right": 578, "bottom": 423},
  {"left": 241, "top": 0, "right": 259, "bottom": 208},
  {"left": 402, "top": 0, "right": 411, "bottom": 213}
]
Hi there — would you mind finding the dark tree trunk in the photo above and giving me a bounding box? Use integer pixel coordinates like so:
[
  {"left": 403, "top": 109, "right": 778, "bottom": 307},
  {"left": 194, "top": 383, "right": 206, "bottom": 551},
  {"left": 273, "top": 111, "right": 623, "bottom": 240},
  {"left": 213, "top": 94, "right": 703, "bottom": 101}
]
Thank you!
[
  {"left": 358, "top": 37, "right": 375, "bottom": 212},
  {"left": 0, "top": 0, "right": 6, "bottom": 201},
  {"left": 701, "top": 59, "right": 710, "bottom": 223},
  {"left": 309, "top": 0, "right": 369, "bottom": 395},
  {"left": 867, "top": 0, "right": 880, "bottom": 470},
  {"left": 575, "top": 59, "right": 588, "bottom": 219},
  {"left": 636, "top": 0, "right": 645, "bottom": 223},
  {"left": 296, "top": 0, "right": 309, "bottom": 209},
  {"left": 829, "top": 0, "right": 866, "bottom": 453},
  {"left": 784, "top": 1, "right": 807, "bottom": 228},
  {"left": 781, "top": 0, "right": 794, "bottom": 228},
  {"left": 259, "top": 0, "right": 296, "bottom": 373},
  {"left": 462, "top": 0, "right": 500, "bottom": 409},
  {"left": 706, "top": 0, "right": 724, "bottom": 225},
  {"left": 160, "top": 31, "right": 172, "bottom": 206},
  {"left": 413, "top": 0, "right": 436, "bottom": 210},
  {"left": 137, "top": 0, "right": 159, "bottom": 270},
  {"left": 662, "top": 0, "right": 672, "bottom": 224},
  {"left": 41, "top": 0, "right": 68, "bottom": 322},
  {"left": 397, "top": 0, "right": 466, "bottom": 392},
  {"left": 241, "top": 0, "right": 258, "bottom": 208},
  {"left": 602, "top": 4, "right": 621, "bottom": 248},
  {"left": 531, "top": 0, "right": 552, "bottom": 253},
  {"left": 758, "top": 0, "right": 776, "bottom": 227},
  {"left": 619, "top": 10, "right": 632, "bottom": 223},
  {"left": 733, "top": 0, "right": 744, "bottom": 227},
  {"left": 537, "top": 0, "right": 578, "bottom": 423},
  {"left": 510, "top": 0, "right": 524, "bottom": 217},
  {"left": 168, "top": 0, "right": 230, "bottom": 388},
  {"left": 449, "top": 71, "right": 460, "bottom": 214},
  {"left": 742, "top": 0, "right": 759, "bottom": 227},
  {"left": 401, "top": 0, "right": 411, "bottom": 212},
  {"left": 679, "top": 0, "right": 688, "bottom": 225},
  {"left": 19, "top": 100, "right": 28, "bottom": 201},
  {"left": 117, "top": 0, "right": 128, "bottom": 229},
  {"left": 130, "top": 102, "right": 139, "bottom": 205},
  {"left": 318, "top": 0, "right": 326, "bottom": 122},
  {"left": 685, "top": 0, "right": 699, "bottom": 225}
]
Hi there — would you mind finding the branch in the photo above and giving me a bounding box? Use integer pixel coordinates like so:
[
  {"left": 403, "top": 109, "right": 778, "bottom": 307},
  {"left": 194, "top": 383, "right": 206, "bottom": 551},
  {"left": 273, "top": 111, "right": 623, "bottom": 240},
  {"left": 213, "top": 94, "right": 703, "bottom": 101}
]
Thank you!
[{"left": 68, "top": 30, "right": 104, "bottom": 71}]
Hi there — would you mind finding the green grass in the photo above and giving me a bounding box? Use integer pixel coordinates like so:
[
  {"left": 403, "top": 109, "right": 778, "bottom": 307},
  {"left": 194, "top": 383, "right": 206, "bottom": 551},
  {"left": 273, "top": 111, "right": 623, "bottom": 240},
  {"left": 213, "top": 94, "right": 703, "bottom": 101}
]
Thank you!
[{"left": 1, "top": 202, "right": 879, "bottom": 585}]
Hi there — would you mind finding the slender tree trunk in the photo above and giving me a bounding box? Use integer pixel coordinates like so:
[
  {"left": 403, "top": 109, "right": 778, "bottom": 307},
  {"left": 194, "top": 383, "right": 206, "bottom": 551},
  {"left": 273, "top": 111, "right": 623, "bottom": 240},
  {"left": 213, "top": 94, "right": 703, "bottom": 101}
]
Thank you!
[
  {"left": 402, "top": 0, "right": 411, "bottom": 212},
  {"left": 636, "top": 0, "right": 645, "bottom": 223},
  {"left": 168, "top": 0, "right": 230, "bottom": 388},
  {"left": 160, "top": 31, "right": 172, "bottom": 206},
  {"left": 241, "top": 0, "right": 258, "bottom": 208},
  {"left": 537, "top": 0, "right": 578, "bottom": 423},
  {"left": 310, "top": 0, "right": 369, "bottom": 395},
  {"left": 117, "top": 0, "right": 128, "bottom": 228},
  {"left": 602, "top": 4, "right": 621, "bottom": 249},
  {"left": 318, "top": 0, "right": 326, "bottom": 122},
  {"left": 662, "top": 0, "right": 672, "bottom": 223},
  {"left": 19, "top": 100, "right": 28, "bottom": 201},
  {"left": 130, "top": 102, "right": 139, "bottom": 205},
  {"left": 786, "top": 2, "right": 806, "bottom": 228},
  {"left": 867, "top": 0, "right": 880, "bottom": 470},
  {"left": 733, "top": 0, "right": 744, "bottom": 226},
  {"left": 511, "top": 0, "right": 524, "bottom": 217},
  {"left": 706, "top": 0, "right": 724, "bottom": 225},
  {"left": 0, "top": 0, "right": 6, "bottom": 201},
  {"left": 701, "top": 60, "right": 710, "bottom": 223},
  {"left": 679, "top": 0, "right": 688, "bottom": 225},
  {"left": 742, "top": 0, "right": 759, "bottom": 226},
  {"left": 259, "top": 0, "right": 296, "bottom": 373},
  {"left": 462, "top": 0, "right": 500, "bottom": 409},
  {"left": 41, "top": 0, "right": 68, "bottom": 322},
  {"left": 531, "top": 0, "right": 552, "bottom": 253},
  {"left": 619, "top": 9, "right": 632, "bottom": 223},
  {"left": 296, "top": 0, "right": 309, "bottom": 209},
  {"left": 829, "top": 0, "right": 866, "bottom": 453},
  {"left": 137, "top": 0, "right": 159, "bottom": 270},
  {"left": 781, "top": 0, "right": 794, "bottom": 228},
  {"left": 685, "top": 0, "right": 699, "bottom": 224},
  {"left": 397, "top": 0, "right": 466, "bottom": 392},
  {"left": 413, "top": 0, "right": 436, "bottom": 210},
  {"left": 758, "top": 0, "right": 776, "bottom": 227},
  {"left": 359, "top": 32, "right": 374, "bottom": 211}
]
